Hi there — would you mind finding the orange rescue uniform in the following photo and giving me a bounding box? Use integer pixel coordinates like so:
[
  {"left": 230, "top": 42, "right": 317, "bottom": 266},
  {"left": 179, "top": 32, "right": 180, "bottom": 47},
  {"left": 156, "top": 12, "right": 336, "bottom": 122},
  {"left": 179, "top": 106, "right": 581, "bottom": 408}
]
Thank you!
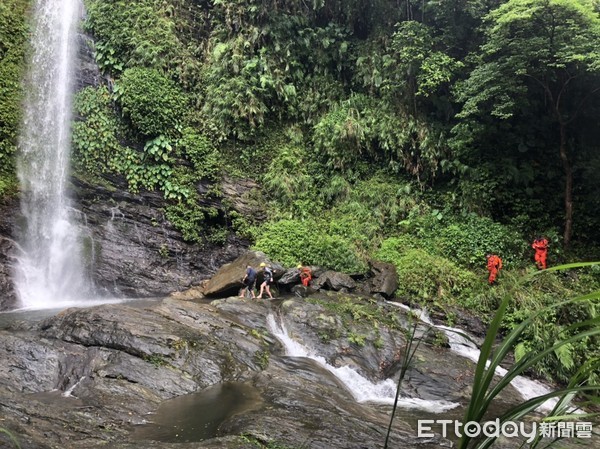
[
  {"left": 532, "top": 238, "right": 549, "bottom": 270},
  {"left": 486, "top": 255, "right": 503, "bottom": 285},
  {"left": 300, "top": 267, "right": 312, "bottom": 287}
]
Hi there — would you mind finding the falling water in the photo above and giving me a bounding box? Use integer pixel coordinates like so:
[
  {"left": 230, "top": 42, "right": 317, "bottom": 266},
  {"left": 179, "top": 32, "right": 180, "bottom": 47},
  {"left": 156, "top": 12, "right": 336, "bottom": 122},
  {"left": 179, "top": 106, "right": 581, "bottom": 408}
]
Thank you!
[
  {"left": 267, "top": 314, "right": 460, "bottom": 413},
  {"left": 13, "top": 0, "right": 93, "bottom": 309},
  {"left": 387, "top": 302, "right": 563, "bottom": 413}
]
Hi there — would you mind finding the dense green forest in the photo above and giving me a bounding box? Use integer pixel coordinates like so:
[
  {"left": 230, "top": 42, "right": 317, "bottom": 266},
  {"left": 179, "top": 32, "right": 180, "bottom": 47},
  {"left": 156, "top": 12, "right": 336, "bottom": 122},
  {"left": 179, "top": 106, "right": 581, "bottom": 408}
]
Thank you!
[{"left": 1, "top": 0, "right": 600, "bottom": 386}]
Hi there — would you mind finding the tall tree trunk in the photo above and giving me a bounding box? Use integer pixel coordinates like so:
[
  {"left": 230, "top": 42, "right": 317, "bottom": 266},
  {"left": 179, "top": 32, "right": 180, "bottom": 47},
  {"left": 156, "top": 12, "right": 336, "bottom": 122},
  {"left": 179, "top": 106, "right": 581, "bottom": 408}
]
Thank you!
[{"left": 559, "top": 122, "right": 573, "bottom": 247}]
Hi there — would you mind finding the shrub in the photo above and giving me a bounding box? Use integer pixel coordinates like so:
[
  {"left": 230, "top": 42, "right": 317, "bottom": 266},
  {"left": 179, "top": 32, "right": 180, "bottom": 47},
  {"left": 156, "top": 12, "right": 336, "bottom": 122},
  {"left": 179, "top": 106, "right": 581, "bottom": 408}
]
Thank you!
[
  {"left": 376, "top": 243, "right": 479, "bottom": 302},
  {"left": 0, "top": 0, "right": 28, "bottom": 172},
  {"left": 84, "top": 0, "right": 191, "bottom": 76},
  {"left": 72, "top": 86, "right": 124, "bottom": 174},
  {"left": 253, "top": 219, "right": 366, "bottom": 273},
  {"left": 116, "top": 67, "right": 187, "bottom": 137},
  {"left": 434, "top": 214, "right": 528, "bottom": 268},
  {"left": 263, "top": 144, "right": 318, "bottom": 219}
]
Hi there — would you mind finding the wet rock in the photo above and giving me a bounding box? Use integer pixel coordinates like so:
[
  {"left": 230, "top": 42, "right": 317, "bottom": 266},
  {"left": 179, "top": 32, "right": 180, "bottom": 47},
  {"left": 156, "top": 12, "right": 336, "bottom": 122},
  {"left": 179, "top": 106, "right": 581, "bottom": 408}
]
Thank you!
[
  {"left": 360, "top": 260, "right": 398, "bottom": 298},
  {"left": 0, "top": 292, "right": 572, "bottom": 449},
  {"left": 290, "top": 284, "right": 314, "bottom": 297},
  {"left": 430, "top": 306, "right": 487, "bottom": 339},
  {"left": 220, "top": 176, "right": 265, "bottom": 220},
  {"left": 75, "top": 32, "right": 102, "bottom": 91},
  {"left": 313, "top": 270, "right": 357, "bottom": 291},
  {"left": 277, "top": 267, "right": 301, "bottom": 286},
  {"left": 0, "top": 237, "right": 17, "bottom": 310},
  {"left": 0, "top": 196, "right": 19, "bottom": 309},
  {"left": 71, "top": 176, "right": 247, "bottom": 298}
]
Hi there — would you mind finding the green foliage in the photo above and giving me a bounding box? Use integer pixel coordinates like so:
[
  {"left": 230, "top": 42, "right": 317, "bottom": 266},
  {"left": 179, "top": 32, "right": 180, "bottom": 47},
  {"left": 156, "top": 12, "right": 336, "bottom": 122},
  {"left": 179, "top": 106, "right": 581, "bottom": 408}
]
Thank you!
[
  {"left": 388, "top": 21, "right": 462, "bottom": 99},
  {"left": 72, "top": 86, "right": 124, "bottom": 173},
  {"left": 263, "top": 144, "right": 319, "bottom": 219},
  {"left": 502, "top": 269, "right": 600, "bottom": 385},
  {"left": 253, "top": 349, "right": 270, "bottom": 370},
  {"left": 73, "top": 87, "right": 183, "bottom": 198},
  {"left": 434, "top": 215, "right": 528, "bottom": 268},
  {"left": 164, "top": 198, "right": 220, "bottom": 244},
  {"left": 453, "top": 0, "right": 600, "bottom": 246},
  {"left": 253, "top": 219, "right": 366, "bottom": 273},
  {"left": 324, "top": 174, "right": 417, "bottom": 252},
  {"left": 376, "top": 244, "right": 479, "bottom": 302},
  {"left": 312, "top": 94, "right": 449, "bottom": 182},
  {"left": 177, "top": 128, "right": 220, "bottom": 182},
  {"left": 116, "top": 67, "right": 187, "bottom": 137},
  {"left": 0, "top": 0, "right": 28, "bottom": 174},
  {"left": 456, "top": 263, "right": 600, "bottom": 449},
  {"left": 200, "top": 7, "right": 352, "bottom": 138},
  {"left": 84, "top": 0, "right": 199, "bottom": 80}
]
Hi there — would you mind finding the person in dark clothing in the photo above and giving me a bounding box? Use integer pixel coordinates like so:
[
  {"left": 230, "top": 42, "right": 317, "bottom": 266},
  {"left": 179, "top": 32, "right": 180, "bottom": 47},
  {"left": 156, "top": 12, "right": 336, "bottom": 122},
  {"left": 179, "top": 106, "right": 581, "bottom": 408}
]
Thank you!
[
  {"left": 240, "top": 264, "right": 257, "bottom": 298},
  {"left": 257, "top": 262, "right": 274, "bottom": 299}
]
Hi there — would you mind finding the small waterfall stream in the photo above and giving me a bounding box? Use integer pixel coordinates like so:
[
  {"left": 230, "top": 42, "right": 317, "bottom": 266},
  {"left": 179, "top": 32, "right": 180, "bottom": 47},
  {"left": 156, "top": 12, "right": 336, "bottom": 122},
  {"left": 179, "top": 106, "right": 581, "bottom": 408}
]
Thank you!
[
  {"left": 14, "top": 0, "right": 94, "bottom": 309},
  {"left": 266, "top": 314, "right": 460, "bottom": 413},
  {"left": 388, "top": 302, "right": 559, "bottom": 412}
]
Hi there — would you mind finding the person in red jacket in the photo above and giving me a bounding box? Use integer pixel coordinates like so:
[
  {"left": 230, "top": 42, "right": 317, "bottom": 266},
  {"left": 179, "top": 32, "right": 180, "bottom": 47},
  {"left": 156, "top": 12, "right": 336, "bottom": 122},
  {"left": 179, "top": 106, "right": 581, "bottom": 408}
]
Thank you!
[
  {"left": 298, "top": 265, "right": 312, "bottom": 287},
  {"left": 486, "top": 254, "right": 503, "bottom": 285},
  {"left": 532, "top": 237, "right": 549, "bottom": 270}
]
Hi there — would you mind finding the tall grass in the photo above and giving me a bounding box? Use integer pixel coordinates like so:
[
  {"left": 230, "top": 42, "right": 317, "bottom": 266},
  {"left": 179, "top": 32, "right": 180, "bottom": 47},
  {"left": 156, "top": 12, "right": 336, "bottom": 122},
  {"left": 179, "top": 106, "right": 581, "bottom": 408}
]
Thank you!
[
  {"left": 384, "top": 262, "right": 599, "bottom": 449},
  {"left": 384, "top": 316, "right": 426, "bottom": 448},
  {"left": 458, "top": 262, "right": 600, "bottom": 449},
  {"left": 0, "top": 427, "right": 20, "bottom": 448}
]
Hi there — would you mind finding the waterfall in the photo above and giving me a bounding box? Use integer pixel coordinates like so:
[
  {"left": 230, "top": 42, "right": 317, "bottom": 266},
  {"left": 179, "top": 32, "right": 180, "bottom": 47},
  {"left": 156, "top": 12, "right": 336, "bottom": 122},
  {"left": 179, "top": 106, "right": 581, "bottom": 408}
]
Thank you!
[
  {"left": 266, "top": 314, "right": 460, "bottom": 413},
  {"left": 13, "top": 0, "right": 93, "bottom": 309},
  {"left": 387, "top": 302, "right": 561, "bottom": 413}
]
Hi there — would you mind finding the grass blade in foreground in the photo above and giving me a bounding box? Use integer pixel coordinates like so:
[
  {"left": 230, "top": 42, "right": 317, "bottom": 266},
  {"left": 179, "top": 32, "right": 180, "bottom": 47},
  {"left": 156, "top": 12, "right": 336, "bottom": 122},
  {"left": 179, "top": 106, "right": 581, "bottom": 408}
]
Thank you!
[{"left": 457, "top": 262, "right": 600, "bottom": 449}]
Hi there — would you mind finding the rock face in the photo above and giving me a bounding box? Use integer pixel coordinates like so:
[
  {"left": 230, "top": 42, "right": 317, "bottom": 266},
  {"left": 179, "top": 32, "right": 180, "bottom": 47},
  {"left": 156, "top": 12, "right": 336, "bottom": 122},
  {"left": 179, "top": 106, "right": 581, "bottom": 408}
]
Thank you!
[
  {"left": 0, "top": 196, "right": 19, "bottom": 310},
  {"left": 0, "top": 292, "right": 544, "bottom": 449},
  {"left": 313, "top": 270, "right": 357, "bottom": 291},
  {"left": 72, "top": 176, "right": 247, "bottom": 299},
  {"left": 75, "top": 32, "right": 102, "bottom": 91},
  {"left": 363, "top": 260, "right": 399, "bottom": 298},
  {"left": 220, "top": 176, "right": 265, "bottom": 219}
]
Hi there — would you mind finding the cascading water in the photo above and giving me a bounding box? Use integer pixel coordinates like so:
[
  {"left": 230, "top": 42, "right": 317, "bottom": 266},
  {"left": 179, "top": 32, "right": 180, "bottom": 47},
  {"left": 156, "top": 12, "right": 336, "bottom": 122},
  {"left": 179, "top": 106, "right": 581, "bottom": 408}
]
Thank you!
[
  {"left": 387, "top": 302, "right": 563, "bottom": 413},
  {"left": 266, "top": 314, "right": 460, "bottom": 413},
  {"left": 13, "top": 0, "right": 93, "bottom": 309}
]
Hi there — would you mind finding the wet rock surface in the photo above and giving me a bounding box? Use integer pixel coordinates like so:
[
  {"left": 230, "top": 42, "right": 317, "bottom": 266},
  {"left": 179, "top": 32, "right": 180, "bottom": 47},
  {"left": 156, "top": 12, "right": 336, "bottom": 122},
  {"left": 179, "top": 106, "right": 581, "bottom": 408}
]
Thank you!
[
  {"left": 69, "top": 176, "right": 248, "bottom": 298},
  {"left": 0, "top": 292, "right": 545, "bottom": 449},
  {"left": 0, "top": 196, "right": 19, "bottom": 309},
  {"left": 312, "top": 270, "right": 357, "bottom": 291}
]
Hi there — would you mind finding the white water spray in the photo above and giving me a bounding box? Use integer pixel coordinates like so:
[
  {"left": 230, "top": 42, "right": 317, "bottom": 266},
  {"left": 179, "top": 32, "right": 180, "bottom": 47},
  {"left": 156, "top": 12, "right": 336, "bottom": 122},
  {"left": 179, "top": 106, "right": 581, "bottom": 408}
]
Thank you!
[
  {"left": 266, "top": 314, "right": 460, "bottom": 413},
  {"left": 14, "top": 0, "right": 93, "bottom": 309},
  {"left": 388, "top": 302, "right": 560, "bottom": 412}
]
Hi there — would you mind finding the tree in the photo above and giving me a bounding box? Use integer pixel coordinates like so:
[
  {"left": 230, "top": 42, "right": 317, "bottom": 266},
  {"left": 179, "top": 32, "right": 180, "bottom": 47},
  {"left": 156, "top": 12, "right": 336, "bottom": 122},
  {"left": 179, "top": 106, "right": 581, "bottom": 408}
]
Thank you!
[{"left": 455, "top": 0, "right": 600, "bottom": 247}]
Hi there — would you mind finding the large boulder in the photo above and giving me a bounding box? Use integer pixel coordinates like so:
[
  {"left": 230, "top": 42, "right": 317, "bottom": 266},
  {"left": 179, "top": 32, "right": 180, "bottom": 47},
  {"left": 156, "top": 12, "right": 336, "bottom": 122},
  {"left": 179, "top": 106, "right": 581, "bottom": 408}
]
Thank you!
[
  {"left": 359, "top": 260, "right": 398, "bottom": 298},
  {"left": 277, "top": 267, "right": 301, "bottom": 286},
  {"left": 203, "top": 251, "right": 282, "bottom": 297},
  {"left": 313, "top": 270, "right": 357, "bottom": 291}
]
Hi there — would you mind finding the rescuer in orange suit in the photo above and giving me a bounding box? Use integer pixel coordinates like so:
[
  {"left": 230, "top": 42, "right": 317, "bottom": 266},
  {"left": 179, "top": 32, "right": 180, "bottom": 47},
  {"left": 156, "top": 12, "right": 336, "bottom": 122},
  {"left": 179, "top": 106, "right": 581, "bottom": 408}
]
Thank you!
[
  {"left": 298, "top": 265, "right": 312, "bottom": 287},
  {"left": 486, "top": 254, "right": 503, "bottom": 285},
  {"left": 532, "top": 237, "right": 549, "bottom": 270}
]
